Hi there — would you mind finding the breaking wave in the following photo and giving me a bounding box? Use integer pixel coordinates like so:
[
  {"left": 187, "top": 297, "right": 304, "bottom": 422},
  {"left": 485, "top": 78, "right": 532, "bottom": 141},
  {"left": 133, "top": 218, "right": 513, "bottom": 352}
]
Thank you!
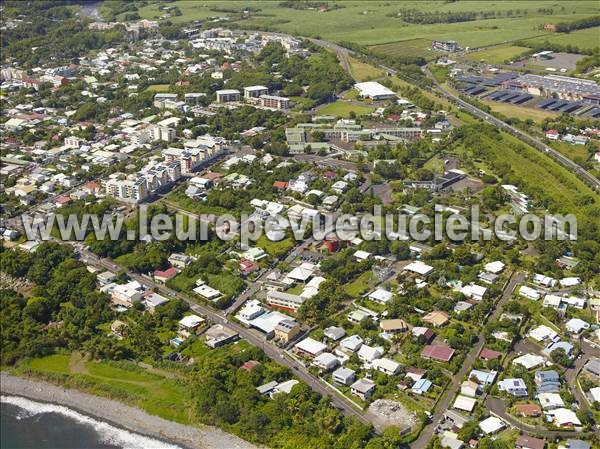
[{"left": 1, "top": 395, "right": 183, "bottom": 449}]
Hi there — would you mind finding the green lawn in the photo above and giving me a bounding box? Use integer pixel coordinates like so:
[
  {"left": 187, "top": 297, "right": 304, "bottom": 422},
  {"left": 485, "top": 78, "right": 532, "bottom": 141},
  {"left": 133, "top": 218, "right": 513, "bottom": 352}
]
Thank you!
[
  {"left": 27, "top": 354, "right": 70, "bottom": 374},
  {"left": 145, "top": 84, "right": 171, "bottom": 93},
  {"left": 317, "top": 101, "right": 375, "bottom": 118},
  {"left": 549, "top": 141, "right": 591, "bottom": 165},
  {"left": 465, "top": 45, "right": 531, "bottom": 64},
  {"left": 23, "top": 356, "right": 191, "bottom": 424},
  {"left": 344, "top": 271, "right": 374, "bottom": 297},
  {"left": 256, "top": 234, "right": 295, "bottom": 258}
]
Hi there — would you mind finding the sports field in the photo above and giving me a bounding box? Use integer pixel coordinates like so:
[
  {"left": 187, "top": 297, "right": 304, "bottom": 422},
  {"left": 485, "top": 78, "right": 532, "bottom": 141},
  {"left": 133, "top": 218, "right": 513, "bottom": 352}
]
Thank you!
[
  {"left": 144, "top": 84, "right": 170, "bottom": 93},
  {"left": 317, "top": 101, "right": 375, "bottom": 118},
  {"left": 465, "top": 45, "right": 532, "bottom": 64},
  {"left": 134, "top": 1, "right": 598, "bottom": 48}
]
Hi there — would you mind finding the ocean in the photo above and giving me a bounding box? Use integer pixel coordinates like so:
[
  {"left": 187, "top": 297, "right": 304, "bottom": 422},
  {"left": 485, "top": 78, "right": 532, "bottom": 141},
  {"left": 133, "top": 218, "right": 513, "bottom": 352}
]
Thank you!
[{"left": 1, "top": 396, "right": 183, "bottom": 449}]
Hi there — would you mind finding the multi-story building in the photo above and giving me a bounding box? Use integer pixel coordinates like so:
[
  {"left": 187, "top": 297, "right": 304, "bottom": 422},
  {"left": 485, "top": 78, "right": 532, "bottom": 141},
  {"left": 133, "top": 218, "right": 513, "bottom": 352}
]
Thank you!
[
  {"left": 215, "top": 89, "right": 241, "bottom": 103},
  {"left": 432, "top": 40, "right": 459, "bottom": 52},
  {"left": 184, "top": 93, "right": 206, "bottom": 105},
  {"left": 258, "top": 94, "right": 291, "bottom": 110},
  {"left": 105, "top": 177, "right": 148, "bottom": 203},
  {"left": 153, "top": 93, "right": 178, "bottom": 108},
  {"left": 149, "top": 124, "right": 175, "bottom": 142},
  {"left": 266, "top": 290, "right": 306, "bottom": 313},
  {"left": 244, "top": 85, "right": 269, "bottom": 99}
]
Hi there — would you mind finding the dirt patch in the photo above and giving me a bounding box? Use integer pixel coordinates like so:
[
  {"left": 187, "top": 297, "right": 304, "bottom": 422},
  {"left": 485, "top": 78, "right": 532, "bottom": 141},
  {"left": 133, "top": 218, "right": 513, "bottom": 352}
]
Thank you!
[
  {"left": 69, "top": 352, "right": 89, "bottom": 375},
  {"left": 366, "top": 399, "right": 417, "bottom": 432}
]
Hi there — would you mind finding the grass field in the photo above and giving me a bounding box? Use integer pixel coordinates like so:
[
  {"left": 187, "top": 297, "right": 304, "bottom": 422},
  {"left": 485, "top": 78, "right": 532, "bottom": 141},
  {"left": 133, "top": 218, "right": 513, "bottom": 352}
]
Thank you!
[
  {"left": 465, "top": 45, "right": 532, "bottom": 64},
  {"left": 344, "top": 271, "right": 375, "bottom": 297},
  {"left": 317, "top": 101, "right": 375, "bottom": 118},
  {"left": 463, "top": 132, "right": 598, "bottom": 215},
  {"left": 134, "top": 1, "right": 598, "bottom": 48},
  {"left": 23, "top": 354, "right": 191, "bottom": 423},
  {"left": 480, "top": 99, "right": 559, "bottom": 124},
  {"left": 145, "top": 84, "right": 170, "bottom": 93},
  {"left": 549, "top": 141, "right": 591, "bottom": 164},
  {"left": 521, "top": 27, "right": 600, "bottom": 52},
  {"left": 369, "top": 38, "right": 442, "bottom": 61},
  {"left": 347, "top": 56, "right": 385, "bottom": 81}
]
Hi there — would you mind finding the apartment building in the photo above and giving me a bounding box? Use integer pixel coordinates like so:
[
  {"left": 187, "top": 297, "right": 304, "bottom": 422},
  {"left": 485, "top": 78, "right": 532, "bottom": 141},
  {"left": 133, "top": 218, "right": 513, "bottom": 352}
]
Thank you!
[
  {"left": 258, "top": 94, "right": 291, "bottom": 110},
  {"left": 149, "top": 124, "right": 175, "bottom": 142},
  {"left": 244, "top": 85, "right": 269, "bottom": 99},
  {"left": 105, "top": 177, "right": 148, "bottom": 203},
  {"left": 215, "top": 89, "right": 241, "bottom": 103},
  {"left": 266, "top": 290, "right": 306, "bottom": 313}
]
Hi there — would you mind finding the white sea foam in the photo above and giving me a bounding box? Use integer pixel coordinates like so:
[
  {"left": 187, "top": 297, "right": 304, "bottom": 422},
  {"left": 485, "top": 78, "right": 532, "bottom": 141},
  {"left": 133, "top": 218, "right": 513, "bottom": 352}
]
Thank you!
[{"left": 1, "top": 395, "right": 183, "bottom": 449}]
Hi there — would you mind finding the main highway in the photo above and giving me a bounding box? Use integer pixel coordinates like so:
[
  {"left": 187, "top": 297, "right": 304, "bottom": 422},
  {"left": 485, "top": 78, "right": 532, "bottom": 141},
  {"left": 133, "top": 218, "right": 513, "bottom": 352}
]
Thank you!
[{"left": 308, "top": 38, "right": 600, "bottom": 192}]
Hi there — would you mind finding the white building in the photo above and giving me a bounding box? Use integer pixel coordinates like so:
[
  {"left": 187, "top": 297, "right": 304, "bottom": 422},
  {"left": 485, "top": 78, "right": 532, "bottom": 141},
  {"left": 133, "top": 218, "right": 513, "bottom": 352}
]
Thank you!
[{"left": 354, "top": 81, "right": 396, "bottom": 100}]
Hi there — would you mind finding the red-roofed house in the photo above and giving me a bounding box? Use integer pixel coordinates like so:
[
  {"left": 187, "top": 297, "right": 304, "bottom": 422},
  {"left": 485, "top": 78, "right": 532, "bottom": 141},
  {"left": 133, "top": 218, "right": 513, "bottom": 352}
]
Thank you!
[
  {"left": 515, "top": 403, "right": 542, "bottom": 417},
  {"left": 240, "top": 258, "right": 259, "bottom": 275},
  {"left": 421, "top": 344, "right": 455, "bottom": 362},
  {"left": 240, "top": 360, "right": 261, "bottom": 372},
  {"left": 83, "top": 181, "right": 100, "bottom": 195},
  {"left": 479, "top": 348, "right": 502, "bottom": 361},
  {"left": 54, "top": 195, "right": 71, "bottom": 207},
  {"left": 273, "top": 181, "right": 288, "bottom": 190},
  {"left": 154, "top": 267, "right": 177, "bottom": 283},
  {"left": 323, "top": 171, "right": 337, "bottom": 181},
  {"left": 515, "top": 435, "right": 545, "bottom": 449},
  {"left": 545, "top": 129, "right": 559, "bottom": 140}
]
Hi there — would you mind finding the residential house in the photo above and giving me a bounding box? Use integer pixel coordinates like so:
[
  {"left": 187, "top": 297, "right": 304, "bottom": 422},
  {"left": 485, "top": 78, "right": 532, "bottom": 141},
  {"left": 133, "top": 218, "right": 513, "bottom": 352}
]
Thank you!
[
  {"left": 294, "top": 337, "right": 327, "bottom": 358},
  {"left": 497, "top": 378, "right": 528, "bottom": 397},
  {"left": 323, "top": 326, "right": 346, "bottom": 341},
  {"left": 379, "top": 319, "right": 408, "bottom": 333},
  {"left": 538, "top": 392, "right": 565, "bottom": 410},
  {"left": 422, "top": 311, "right": 449, "bottom": 327},
  {"left": 332, "top": 367, "right": 356, "bottom": 386},
  {"left": 205, "top": 324, "right": 238, "bottom": 348},
  {"left": 516, "top": 435, "right": 545, "bottom": 449},
  {"left": 412, "top": 378, "right": 433, "bottom": 395},
  {"left": 313, "top": 352, "right": 340, "bottom": 372},
  {"left": 274, "top": 319, "right": 301, "bottom": 344},
  {"left": 350, "top": 378, "right": 376, "bottom": 400},
  {"left": 372, "top": 358, "right": 401, "bottom": 375},
  {"left": 515, "top": 403, "right": 542, "bottom": 418},
  {"left": 535, "top": 370, "right": 561, "bottom": 393},
  {"left": 154, "top": 267, "right": 177, "bottom": 284},
  {"left": 421, "top": 345, "right": 455, "bottom": 362}
]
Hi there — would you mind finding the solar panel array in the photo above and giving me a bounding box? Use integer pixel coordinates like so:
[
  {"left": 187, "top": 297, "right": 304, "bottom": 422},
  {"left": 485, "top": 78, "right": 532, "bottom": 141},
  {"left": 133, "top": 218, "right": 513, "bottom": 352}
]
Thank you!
[{"left": 486, "top": 90, "right": 532, "bottom": 104}]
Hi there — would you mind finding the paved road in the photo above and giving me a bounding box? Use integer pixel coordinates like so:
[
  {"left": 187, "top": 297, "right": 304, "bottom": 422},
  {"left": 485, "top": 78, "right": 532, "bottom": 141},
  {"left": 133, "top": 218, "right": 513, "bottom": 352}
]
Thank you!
[
  {"left": 421, "top": 66, "right": 600, "bottom": 192},
  {"left": 411, "top": 271, "right": 524, "bottom": 449},
  {"left": 77, "top": 248, "right": 370, "bottom": 425},
  {"left": 307, "top": 37, "right": 599, "bottom": 192},
  {"left": 485, "top": 396, "right": 594, "bottom": 439}
]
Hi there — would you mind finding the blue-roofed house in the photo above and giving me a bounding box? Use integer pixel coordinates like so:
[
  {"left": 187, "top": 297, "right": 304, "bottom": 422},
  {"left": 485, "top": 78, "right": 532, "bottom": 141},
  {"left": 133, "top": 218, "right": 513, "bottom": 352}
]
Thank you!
[
  {"left": 412, "top": 378, "right": 433, "bottom": 395},
  {"left": 535, "top": 370, "right": 561, "bottom": 393},
  {"left": 469, "top": 369, "right": 497, "bottom": 385}
]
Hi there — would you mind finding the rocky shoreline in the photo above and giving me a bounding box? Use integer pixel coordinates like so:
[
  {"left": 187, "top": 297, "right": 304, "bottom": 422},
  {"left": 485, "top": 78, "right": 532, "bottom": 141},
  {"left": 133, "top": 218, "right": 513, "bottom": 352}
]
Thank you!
[{"left": 0, "top": 372, "right": 260, "bottom": 449}]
